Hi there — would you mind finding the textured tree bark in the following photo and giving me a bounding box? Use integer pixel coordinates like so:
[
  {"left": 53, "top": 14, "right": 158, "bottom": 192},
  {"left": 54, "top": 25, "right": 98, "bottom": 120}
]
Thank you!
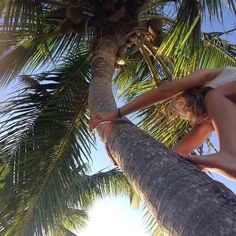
[{"left": 88, "top": 36, "right": 236, "bottom": 236}]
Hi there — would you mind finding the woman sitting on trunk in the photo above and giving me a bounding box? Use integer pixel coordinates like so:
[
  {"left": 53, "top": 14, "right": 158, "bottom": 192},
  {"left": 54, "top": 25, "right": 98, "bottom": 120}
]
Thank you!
[{"left": 89, "top": 66, "right": 236, "bottom": 180}]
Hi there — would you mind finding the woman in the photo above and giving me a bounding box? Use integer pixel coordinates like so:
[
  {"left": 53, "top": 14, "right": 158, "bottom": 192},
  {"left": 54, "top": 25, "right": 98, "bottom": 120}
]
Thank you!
[{"left": 89, "top": 66, "right": 236, "bottom": 180}]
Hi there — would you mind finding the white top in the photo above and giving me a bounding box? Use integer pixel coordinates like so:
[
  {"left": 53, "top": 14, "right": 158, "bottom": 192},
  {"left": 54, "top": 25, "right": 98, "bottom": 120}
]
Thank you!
[{"left": 204, "top": 66, "right": 236, "bottom": 88}]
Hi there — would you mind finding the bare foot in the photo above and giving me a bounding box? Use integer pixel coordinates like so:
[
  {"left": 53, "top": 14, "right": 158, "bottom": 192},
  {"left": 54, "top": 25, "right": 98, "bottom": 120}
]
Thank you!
[{"left": 180, "top": 151, "right": 236, "bottom": 180}]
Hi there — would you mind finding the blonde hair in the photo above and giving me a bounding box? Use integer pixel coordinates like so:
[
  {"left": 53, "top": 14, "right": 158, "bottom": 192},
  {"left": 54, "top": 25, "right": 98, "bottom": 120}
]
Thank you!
[{"left": 168, "top": 86, "right": 213, "bottom": 123}]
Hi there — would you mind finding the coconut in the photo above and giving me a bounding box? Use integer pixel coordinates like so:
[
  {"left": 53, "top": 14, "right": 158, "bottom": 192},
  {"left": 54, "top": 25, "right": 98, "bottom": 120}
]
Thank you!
[
  {"left": 59, "top": 19, "right": 75, "bottom": 34},
  {"left": 74, "top": 22, "right": 86, "bottom": 35},
  {"left": 66, "top": 6, "right": 85, "bottom": 24},
  {"left": 147, "top": 17, "right": 163, "bottom": 35},
  {"left": 153, "top": 32, "right": 166, "bottom": 47}
]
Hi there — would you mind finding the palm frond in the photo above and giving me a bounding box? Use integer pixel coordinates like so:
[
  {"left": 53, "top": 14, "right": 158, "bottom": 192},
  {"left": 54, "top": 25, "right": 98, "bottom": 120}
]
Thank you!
[
  {"left": 0, "top": 0, "right": 45, "bottom": 33},
  {"left": 143, "top": 206, "right": 164, "bottom": 236},
  {"left": 140, "top": 47, "right": 161, "bottom": 85},
  {"left": 0, "top": 42, "right": 139, "bottom": 234},
  {"left": 68, "top": 168, "right": 140, "bottom": 209},
  {"left": 0, "top": 51, "right": 94, "bottom": 235},
  {"left": 114, "top": 51, "right": 168, "bottom": 102},
  {"left": 143, "top": 42, "right": 173, "bottom": 80},
  {"left": 199, "top": 33, "right": 236, "bottom": 68},
  {"left": 0, "top": 0, "right": 68, "bottom": 34},
  {"left": 0, "top": 39, "right": 40, "bottom": 86},
  {"left": 50, "top": 226, "right": 78, "bottom": 236},
  {"left": 199, "top": 0, "right": 236, "bottom": 21},
  {"left": 0, "top": 31, "right": 23, "bottom": 55},
  {"left": 1, "top": 1, "right": 236, "bottom": 235},
  {"left": 137, "top": 104, "right": 191, "bottom": 149},
  {"left": 0, "top": 0, "right": 95, "bottom": 88},
  {"left": 49, "top": 208, "right": 88, "bottom": 236},
  {"left": 158, "top": 0, "right": 202, "bottom": 75},
  {"left": 138, "top": 0, "right": 176, "bottom": 18},
  {"left": 0, "top": 33, "right": 89, "bottom": 87}
]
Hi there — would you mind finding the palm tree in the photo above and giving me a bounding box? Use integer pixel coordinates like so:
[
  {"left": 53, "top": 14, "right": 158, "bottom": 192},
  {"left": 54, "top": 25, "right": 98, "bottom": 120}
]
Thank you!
[
  {"left": 1, "top": 0, "right": 236, "bottom": 235},
  {"left": 0, "top": 2, "right": 138, "bottom": 235}
]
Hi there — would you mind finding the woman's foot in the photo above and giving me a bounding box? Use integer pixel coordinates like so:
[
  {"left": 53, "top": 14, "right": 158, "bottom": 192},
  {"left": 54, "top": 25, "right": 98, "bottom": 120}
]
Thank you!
[{"left": 180, "top": 151, "right": 236, "bottom": 180}]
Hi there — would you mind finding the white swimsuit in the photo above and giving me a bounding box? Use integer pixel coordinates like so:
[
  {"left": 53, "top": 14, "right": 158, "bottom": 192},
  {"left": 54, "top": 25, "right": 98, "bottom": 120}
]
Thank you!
[{"left": 204, "top": 66, "right": 236, "bottom": 88}]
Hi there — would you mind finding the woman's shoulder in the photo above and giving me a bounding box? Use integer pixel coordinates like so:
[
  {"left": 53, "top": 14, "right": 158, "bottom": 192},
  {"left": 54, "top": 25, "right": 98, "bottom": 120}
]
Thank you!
[
  {"left": 205, "top": 68, "right": 224, "bottom": 80},
  {"left": 204, "top": 66, "right": 236, "bottom": 88},
  {"left": 224, "top": 66, "right": 236, "bottom": 71}
]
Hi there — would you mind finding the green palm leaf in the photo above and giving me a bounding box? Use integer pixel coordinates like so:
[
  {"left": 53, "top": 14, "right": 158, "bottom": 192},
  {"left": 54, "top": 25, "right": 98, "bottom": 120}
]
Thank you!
[
  {"left": 143, "top": 206, "right": 164, "bottom": 236},
  {"left": 0, "top": 33, "right": 89, "bottom": 87},
  {"left": 0, "top": 55, "right": 92, "bottom": 235},
  {"left": 200, "top": 0, "right": 236, "bottom": 20},
  {"left": 200, "top": 32, "right": 236, "bottom": 68},
  {"left": 0, "top": 0, "right": 42, "bottom": 32},
  {"left": 1, "top": 0, "right": 236, "bottom": 235},
  {"left": 0, "top": 44, "right": 138, "bottom": 234}
]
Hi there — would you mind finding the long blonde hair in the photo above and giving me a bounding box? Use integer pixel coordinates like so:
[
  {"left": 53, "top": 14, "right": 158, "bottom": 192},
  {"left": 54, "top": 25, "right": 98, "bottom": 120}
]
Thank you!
[{"left": 168, "top": 86, "right": 213, "bottom": 123}]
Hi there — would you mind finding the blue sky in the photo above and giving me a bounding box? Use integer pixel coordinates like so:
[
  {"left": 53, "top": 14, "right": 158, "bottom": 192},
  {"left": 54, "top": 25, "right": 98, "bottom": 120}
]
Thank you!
[
  {"left": 79, "top": 5, "right": 236, "bottom": 236},
  {"left": 79, "top": 136, "right": 150, "bottom": 236}
]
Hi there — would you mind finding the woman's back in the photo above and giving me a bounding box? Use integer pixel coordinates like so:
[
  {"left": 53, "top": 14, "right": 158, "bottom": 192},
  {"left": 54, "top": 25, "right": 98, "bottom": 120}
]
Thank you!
[{"left": 204, "top": 66, "right": 236, "bottom": 88}]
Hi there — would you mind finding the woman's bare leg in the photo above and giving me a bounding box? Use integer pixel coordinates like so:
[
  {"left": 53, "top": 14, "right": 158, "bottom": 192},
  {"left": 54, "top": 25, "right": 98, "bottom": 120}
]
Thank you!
[{"left": 183, "top": 80, "right": 236, "bottom": 180}]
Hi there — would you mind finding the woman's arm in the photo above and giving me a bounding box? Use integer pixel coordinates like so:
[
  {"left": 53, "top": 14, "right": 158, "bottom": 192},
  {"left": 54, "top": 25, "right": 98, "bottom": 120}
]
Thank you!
[
  {"left": 89, "top": 68, "right": 222, "bottom": 131},
  {"left": 173, "top": 119, "right": 214, "bottom": 155},
  {"left": 116, "top": 69, "right": 222, "bottom": 117},
  {"left": 88, "top": 84, "right": 170, "bottom": 131}
]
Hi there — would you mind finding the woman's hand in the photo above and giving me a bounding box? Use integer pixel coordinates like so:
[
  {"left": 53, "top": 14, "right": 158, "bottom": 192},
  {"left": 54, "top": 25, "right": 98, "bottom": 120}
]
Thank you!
[{"left": 89, "top": 110, "right": 119, "bottom": 132}]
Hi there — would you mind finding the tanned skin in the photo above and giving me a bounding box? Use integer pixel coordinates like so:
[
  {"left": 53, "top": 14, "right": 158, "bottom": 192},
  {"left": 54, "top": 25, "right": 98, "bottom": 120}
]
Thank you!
[{"left": 89, "top": 68, "right": 236, "bottom": 180}]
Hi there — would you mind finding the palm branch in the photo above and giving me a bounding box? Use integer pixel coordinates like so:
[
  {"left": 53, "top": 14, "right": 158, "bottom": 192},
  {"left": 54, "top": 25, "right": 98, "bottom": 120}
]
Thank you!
[
  {"left": 1, "top": 0, "right": 236, "bottom": 235},
  {"left": 0, "top": 51, "right": 138, "bottom": 234}
]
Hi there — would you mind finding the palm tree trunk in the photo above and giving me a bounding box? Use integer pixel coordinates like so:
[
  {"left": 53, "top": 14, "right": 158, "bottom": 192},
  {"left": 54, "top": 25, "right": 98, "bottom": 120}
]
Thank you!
[{"left": 88, "top": 35, "right": 236, "bottom": 236}]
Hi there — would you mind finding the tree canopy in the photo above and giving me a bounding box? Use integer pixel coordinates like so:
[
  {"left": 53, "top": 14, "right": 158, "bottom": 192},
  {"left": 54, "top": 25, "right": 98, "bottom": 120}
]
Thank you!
[{"left": 0, "top": 0, "right": 236, "bottom": 235}]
